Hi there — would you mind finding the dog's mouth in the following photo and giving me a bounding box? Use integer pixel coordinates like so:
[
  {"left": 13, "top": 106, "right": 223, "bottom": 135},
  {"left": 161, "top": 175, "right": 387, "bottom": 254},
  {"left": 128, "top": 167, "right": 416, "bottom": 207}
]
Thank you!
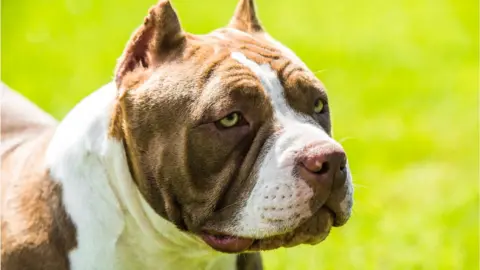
[
  {"left": 201, "top": 206, "right": 340, "bottom": 253},
  {"left": 201, "top": 232, "right": 254, "bottom": 253}
]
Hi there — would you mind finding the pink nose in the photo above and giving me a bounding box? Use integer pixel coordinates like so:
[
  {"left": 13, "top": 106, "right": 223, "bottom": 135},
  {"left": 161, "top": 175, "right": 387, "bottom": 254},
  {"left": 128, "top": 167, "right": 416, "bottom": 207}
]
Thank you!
[{"left": 297, "top": 143, "right": 346, "bottom": 184}]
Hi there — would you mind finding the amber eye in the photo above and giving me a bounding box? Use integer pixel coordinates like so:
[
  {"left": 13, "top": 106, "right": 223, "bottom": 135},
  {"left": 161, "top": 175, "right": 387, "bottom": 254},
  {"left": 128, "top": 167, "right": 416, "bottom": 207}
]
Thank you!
[
  {"left": 218, "top": 112, "right": 241, "bottom": 128},
  {"left": 314, "top": 98, "right": 325, "bottom": 113}
]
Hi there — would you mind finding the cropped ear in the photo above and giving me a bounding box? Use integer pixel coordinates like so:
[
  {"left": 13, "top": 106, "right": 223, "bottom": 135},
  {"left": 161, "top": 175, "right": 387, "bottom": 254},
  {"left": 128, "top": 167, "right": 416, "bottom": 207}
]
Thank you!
[
  {"left": 115, "top": 0, "right": 185, "bottom": 88},
  {"left": 228, "top": 0, "right": 263, "bottom": 33}
]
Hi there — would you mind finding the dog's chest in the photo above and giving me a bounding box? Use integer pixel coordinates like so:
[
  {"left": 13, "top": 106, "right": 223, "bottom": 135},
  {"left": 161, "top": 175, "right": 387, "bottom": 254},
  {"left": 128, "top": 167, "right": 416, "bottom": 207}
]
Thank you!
[{"left": 113, "top": 211, "right": 237, "bottom": 270}]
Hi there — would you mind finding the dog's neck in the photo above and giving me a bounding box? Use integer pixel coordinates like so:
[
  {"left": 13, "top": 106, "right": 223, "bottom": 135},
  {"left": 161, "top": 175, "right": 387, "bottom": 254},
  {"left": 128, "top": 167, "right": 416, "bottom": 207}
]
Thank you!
[{"left": 46, "top": 83, "right": 236, "bottom": 270}]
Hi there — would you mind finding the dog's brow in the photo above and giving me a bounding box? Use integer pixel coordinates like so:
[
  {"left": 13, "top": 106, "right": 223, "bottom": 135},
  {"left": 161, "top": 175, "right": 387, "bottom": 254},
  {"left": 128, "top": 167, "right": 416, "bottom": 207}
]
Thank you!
[{"left": 231, "top": 52, "right": 293, "bottom": 120}]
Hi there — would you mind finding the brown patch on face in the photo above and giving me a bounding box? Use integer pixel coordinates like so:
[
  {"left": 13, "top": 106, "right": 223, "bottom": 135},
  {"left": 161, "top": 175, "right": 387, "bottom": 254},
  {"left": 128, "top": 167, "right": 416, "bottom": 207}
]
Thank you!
[
  {"left": 1, "top": 86, "right": 77, "bottom": 269},
  {"left": 114, "top": 55, "right": 277, "bottom": 230}
]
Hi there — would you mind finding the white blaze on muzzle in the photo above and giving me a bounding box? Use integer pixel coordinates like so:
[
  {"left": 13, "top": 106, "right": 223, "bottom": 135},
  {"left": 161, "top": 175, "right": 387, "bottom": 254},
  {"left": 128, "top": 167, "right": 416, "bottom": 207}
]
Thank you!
[{"left": 229, "top": 52, "right": 341, "bottom": 238}]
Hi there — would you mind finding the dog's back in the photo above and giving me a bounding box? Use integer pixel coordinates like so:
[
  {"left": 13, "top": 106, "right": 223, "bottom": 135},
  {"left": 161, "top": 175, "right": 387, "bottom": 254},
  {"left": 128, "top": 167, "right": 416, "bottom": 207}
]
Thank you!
[
  {"left": 1, "top": 83, "right": 57, "bottom": 155},
  {"left": 1, "top": 84, "right": 76, "bottom": 270}
]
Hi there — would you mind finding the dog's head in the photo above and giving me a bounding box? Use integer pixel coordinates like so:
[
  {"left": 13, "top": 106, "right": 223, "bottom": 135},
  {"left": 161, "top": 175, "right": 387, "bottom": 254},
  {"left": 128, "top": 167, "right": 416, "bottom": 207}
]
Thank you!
[{"left": 110, "top": 0, "right": 353, "bottom": 253}]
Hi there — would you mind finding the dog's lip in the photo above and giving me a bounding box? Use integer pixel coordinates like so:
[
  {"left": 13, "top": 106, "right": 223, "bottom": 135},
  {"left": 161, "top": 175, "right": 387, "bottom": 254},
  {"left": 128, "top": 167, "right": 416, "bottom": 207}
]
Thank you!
[
  {"left": 325, "top": 206, "right": 341, "bottom": 227},
  {"left": 201, "top": 206, "right": 341, "bottom": 252},
  {"left": 325, "top": 200, "right": 351, "bottom": 227},
  {"left": 201, "top": 231, "right": 254, "bottom": 253}
]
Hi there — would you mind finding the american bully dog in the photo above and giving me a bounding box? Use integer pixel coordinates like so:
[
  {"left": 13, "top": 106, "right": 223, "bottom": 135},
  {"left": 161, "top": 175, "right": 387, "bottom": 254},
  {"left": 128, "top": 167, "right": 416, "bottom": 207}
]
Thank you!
[{"left": 1, "top": 0, "right": 354, "bottom": 269}]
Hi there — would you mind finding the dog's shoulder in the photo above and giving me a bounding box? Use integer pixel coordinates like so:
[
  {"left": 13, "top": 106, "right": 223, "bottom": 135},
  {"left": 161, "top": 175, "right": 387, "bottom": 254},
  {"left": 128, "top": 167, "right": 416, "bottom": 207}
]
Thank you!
[{"left": 1, "top": 85, "right": 77, "bottom": 270}]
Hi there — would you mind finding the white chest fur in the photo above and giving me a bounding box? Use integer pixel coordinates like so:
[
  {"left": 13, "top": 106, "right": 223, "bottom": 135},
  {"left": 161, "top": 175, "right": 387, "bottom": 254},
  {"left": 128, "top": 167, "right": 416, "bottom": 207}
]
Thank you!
[
  {"left": 115, "top": 198, "right": 236, "bottom": 270},
  {"left": 46, "top": 83, "right": 236, "bottom": 270}
]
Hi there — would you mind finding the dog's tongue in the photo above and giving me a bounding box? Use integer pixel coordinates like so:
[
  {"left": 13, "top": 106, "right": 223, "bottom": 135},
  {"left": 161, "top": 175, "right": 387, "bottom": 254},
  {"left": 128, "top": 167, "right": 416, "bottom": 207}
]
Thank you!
[{"left": 201, "top": 233, "right": 254, "bottom": 253}]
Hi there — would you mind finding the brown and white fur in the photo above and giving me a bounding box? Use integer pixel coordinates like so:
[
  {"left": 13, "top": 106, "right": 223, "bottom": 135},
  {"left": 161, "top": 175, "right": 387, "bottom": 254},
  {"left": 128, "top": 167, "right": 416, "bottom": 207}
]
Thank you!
[{"left": 1, "top": 1, "right": 354, "bottom": 269}]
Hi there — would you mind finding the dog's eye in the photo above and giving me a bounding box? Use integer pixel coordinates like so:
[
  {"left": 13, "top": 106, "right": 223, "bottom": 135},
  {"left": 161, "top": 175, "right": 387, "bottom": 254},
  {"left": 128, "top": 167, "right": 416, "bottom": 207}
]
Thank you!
[
  {"left": 217, "top": 112, "right": 242, "bottom": 128},
  {"left": 314, "top": 98, "right": 325, "bottom": 113}
]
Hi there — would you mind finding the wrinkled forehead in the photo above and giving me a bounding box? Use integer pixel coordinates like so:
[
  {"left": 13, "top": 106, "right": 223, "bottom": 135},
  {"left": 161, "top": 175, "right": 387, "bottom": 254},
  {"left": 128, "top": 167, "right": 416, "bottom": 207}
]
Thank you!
[{"left": 182, "top": 28, "right": 325, "bottom": 101}]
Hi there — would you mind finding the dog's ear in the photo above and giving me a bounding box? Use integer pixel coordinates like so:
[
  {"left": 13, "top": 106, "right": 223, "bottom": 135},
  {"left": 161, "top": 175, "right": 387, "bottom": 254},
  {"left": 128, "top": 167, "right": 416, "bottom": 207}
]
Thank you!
[
  {"left": 115, "top": 0, "right": 184, "bottom": 88},
  {"left": 228, "top": 0, "right": 263, "bottom": 33}
]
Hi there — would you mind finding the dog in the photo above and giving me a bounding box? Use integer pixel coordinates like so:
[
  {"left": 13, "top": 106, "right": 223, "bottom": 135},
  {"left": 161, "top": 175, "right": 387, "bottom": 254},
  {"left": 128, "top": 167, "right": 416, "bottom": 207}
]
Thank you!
[{"left": 1, "top": 0, "right": 354, "bottom": 269}]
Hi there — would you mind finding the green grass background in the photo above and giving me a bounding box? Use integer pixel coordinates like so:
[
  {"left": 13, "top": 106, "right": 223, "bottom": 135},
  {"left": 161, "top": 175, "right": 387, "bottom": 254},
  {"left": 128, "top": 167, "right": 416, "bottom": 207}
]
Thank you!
[{"left": 2, "top": 0, "right": 478, "bottom": 269}]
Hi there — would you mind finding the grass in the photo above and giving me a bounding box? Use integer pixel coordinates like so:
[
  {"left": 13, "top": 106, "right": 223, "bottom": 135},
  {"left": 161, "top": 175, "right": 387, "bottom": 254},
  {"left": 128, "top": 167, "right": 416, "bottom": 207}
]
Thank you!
[{"left": 2, "top": 0, "right": 478, "bottom": 269}]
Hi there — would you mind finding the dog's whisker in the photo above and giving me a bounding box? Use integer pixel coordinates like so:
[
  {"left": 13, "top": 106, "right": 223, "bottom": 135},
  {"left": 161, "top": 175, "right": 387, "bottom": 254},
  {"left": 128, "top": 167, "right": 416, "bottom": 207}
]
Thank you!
[
  {"left": 312, "top": 69, "right": 327, "bottom": 74},
  {"left": 337, "top": 137, "right": 357, "bottom": 143},
  {"left": 353, "top": 183, "right": 368, "bottom": 189}
]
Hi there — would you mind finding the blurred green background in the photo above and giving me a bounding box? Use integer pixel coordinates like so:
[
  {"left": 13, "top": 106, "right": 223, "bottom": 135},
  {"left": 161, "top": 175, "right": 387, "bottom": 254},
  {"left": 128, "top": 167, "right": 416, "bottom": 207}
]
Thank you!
[{"left": 2, "top": 0, "right": 478, "bottom": 269}]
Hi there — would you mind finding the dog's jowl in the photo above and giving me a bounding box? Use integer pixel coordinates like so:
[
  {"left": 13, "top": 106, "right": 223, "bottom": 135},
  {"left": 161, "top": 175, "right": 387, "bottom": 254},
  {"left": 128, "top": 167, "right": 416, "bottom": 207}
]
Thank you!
[{"left": 1, "top": 0, "right": 353, "bottom": 269}]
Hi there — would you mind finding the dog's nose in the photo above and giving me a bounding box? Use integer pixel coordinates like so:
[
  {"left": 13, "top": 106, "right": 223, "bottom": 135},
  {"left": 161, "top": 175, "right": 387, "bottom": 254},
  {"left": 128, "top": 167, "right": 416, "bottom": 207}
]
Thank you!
[{"left": 297, "top": 143, "right": 346, "bottom": 184}]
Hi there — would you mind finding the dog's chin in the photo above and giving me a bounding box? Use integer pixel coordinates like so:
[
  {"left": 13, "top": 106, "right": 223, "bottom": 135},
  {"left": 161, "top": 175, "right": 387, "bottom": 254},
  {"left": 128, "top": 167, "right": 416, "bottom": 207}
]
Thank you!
[{"left": 200, "top": 207, "right": 335, "bottom": 253}]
